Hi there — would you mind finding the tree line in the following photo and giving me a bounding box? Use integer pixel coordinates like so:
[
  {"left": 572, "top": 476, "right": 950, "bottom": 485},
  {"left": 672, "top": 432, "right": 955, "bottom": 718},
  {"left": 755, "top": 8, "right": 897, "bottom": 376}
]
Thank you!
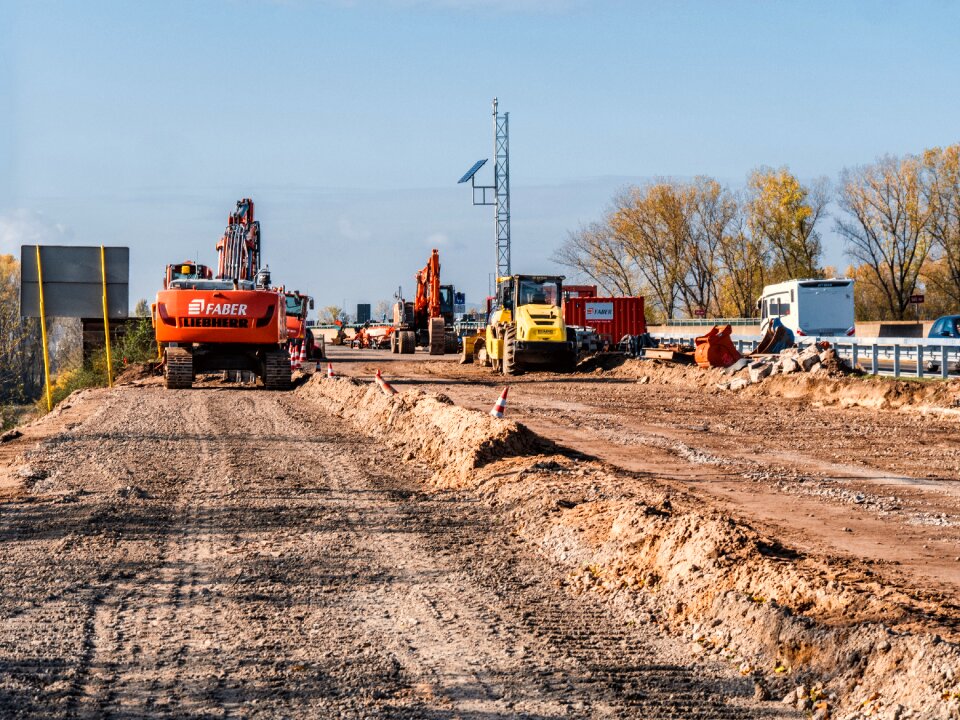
[{"left": 554, "top": 144, "right": 960, "bottom": 322}]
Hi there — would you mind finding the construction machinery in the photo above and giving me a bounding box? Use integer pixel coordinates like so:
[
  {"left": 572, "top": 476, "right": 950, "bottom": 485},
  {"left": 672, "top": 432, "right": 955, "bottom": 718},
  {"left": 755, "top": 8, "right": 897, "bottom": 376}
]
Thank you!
[
  {"left": 163, "top": 261, "right": 213, "bottom": 288},
  {"left": 153, "top": 198, "right": 291, "bottom": 390},
  {"left": 390, "top": 249, "right": 458, "bottom": 355},
  {"left": 462, "top": 274, "right": 577, "bottom": 375},
  {"left": 284, "top": 290, "right": 324, "bottom": 360}
]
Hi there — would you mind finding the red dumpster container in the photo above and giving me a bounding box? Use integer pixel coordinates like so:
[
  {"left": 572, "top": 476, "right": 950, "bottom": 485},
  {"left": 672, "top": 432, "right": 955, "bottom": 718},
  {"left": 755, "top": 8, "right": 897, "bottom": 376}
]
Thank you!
[{"left": 563, "top": 296, "right": 646, "bottom": 344}]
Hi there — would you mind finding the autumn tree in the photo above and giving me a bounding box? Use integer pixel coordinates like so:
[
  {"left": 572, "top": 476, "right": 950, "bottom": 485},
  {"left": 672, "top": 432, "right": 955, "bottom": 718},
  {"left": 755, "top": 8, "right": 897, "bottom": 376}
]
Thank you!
[
  {"left": 320, "top": 305, "right": 344, "bottom": 324},
  {"left": 552, "top": 220, "right": 640, "bottom": 296},
  {"left": 0, "top": 255, "right": 44, "bottom": 404},
  {"left": 921, "top": 144, "right": 960, "bottom": 310},
  {"left": 683, "top": 177, "right": 735, "bottom": 316},
  {"left": 746, "top": 167, "right": 827, "bottom": 282},
  {"left": 610, "top": 184, "right": 691, "bottom": 320},
  {"left": 716, "top": 210, "right": 769, "bottom": 317},
  {"left": 836, "top": 155, "right": 934, "bottom": 319}
]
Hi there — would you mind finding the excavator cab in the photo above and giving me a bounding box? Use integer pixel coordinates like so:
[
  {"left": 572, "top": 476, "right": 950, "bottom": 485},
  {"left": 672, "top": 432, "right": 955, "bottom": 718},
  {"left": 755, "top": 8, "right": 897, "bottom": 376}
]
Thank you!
[{"left": 164, "top": 261, "right": 212, "bottom": 289}]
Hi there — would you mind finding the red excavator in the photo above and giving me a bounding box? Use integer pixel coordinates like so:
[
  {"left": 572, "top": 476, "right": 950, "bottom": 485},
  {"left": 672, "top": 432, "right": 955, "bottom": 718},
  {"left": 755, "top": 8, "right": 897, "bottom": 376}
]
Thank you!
[
  {"left": 390, "top": 249, "right": 457, "bottom": 355},
  {"left": 153, "top": 198, "right": 290, "bottom": 389}
]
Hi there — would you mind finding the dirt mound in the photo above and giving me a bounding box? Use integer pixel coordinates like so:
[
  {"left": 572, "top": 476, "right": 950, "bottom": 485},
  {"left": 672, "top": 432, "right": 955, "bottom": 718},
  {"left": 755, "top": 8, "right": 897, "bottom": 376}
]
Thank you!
[
  {"left": 300, "top": 373, "right": 960, "bottom": 720},
  {"left": 611, "top": 357, "right": 960, "bottom": 413},
  {"left": 115, "top": 362, "right": 159, "bottom": 385},
  {"left": 296, "top": 374, "right": 552, "bottom": 485}
]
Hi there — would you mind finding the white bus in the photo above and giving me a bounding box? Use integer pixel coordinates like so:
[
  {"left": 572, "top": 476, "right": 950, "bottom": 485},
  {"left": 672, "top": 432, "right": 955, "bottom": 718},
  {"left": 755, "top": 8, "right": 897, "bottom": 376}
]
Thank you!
[{"left": 758, "top": 278, "right": 855, "bottom": 337}]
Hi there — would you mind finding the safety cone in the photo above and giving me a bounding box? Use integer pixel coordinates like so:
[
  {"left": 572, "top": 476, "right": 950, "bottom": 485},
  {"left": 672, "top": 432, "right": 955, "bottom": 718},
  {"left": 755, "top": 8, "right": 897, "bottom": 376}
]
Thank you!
[
  {"left": 489, "top": 387, "right": 509, "bottom": 418},
  {"left": 326, "top": 362, "right": 335, "bottom": 378},
  {"left": 289, "top": 344, "right": 296, "bottom": 370},
  {"left": 298, "top": 341, "right": 307, "bottom": 368},
  {"left": 374, "top": 369, "right": 398, "bottom": 396}
]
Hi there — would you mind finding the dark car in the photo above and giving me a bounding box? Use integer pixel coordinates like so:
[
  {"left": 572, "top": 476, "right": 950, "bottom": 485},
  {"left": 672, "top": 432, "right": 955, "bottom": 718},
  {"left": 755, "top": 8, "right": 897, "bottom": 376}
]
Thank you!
[
  {"left": 929, "top": 315, "right": 960, "bottom": 339},
  {"left": 926, "top": 315, "right": 960, "bottom": 372}
]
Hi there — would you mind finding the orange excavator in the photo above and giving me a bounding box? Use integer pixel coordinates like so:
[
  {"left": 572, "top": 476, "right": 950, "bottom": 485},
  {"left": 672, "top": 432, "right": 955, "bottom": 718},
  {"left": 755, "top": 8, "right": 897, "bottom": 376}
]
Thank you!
[
  {"left": 390, "top": 249, "right": 457, "bottom": 355},
  {"left": 284, "top": 290, "right": 324, "bottom": 359},
  {"left": 153, "top": 198, "right": 290, "bottom": 389}
]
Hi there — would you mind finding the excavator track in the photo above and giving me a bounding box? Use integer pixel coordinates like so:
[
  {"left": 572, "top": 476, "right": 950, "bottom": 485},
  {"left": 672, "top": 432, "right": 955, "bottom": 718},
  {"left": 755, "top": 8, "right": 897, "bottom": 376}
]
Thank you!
[
  {"left": 263, "top": 350, "right": 292, "bottom": 391},
  {"left": 164, "top": 347, "right": 194, "bottom": 389}
]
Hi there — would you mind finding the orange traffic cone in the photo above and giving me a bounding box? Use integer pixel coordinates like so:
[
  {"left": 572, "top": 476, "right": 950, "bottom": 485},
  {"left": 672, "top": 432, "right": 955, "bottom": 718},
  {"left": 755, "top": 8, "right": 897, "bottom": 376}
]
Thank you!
[
  {"left": 374, "top": 369, "right": 398, "bottom": 396},
  {"left": 289, "top": 344, "right": 296, "bottom": 370},
  {"left": 490, "top": 387, "right": 509, "bottom": 418},
  {"left": 326, "top": 362, "right": 335, "bottom": 378},
  {"left": 298, "top": 341, "right": 307, "bottom": 367}
]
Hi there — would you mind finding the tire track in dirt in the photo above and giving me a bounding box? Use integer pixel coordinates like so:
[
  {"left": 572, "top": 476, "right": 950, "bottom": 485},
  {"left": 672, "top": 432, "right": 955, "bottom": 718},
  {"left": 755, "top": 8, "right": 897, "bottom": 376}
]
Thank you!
[
  {"left": 2, "top": 384, "right": 793, "bottom": 718},
  {"left": 279, "top": 392, "right": 785, "bottom": 719}
]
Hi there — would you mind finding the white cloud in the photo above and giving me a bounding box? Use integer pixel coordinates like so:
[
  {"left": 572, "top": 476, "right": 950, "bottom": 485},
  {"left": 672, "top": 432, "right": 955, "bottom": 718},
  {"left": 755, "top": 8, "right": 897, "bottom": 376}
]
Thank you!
[
  {"left": 425, "top": 232, "right": 449, "bottom": 246},
  {"left": 0, "top": 210, "right": 73, "bottom": 258},
  {"left": 337, "top": 216, "right": 372, "bottom": 242}
]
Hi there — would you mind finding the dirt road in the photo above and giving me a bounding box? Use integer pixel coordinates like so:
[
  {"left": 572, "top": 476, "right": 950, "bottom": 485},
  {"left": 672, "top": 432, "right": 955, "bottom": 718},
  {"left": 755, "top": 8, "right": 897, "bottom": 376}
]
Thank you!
[{"left": 0, "top": 385, "right": 787, "bottom": 719}]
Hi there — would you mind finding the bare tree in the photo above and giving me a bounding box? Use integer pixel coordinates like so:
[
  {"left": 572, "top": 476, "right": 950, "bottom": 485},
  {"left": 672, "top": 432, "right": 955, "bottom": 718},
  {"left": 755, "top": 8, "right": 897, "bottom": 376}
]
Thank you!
[
  {"left": 552, "top": 221, "right": 639, "bottom": 295},
  {"left": 836, "top": 155, "right": 934, "bottom": 319},
  {"left": 374, "top": 300, "right": 391, "bottom": 322}
]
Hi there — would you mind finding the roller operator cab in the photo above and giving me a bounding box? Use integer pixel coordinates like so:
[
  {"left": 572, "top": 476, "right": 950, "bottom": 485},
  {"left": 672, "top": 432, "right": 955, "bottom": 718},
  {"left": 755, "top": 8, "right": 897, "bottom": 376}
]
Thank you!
[{"left": 483, "top": 275, "right": 577, "bottom": 375}]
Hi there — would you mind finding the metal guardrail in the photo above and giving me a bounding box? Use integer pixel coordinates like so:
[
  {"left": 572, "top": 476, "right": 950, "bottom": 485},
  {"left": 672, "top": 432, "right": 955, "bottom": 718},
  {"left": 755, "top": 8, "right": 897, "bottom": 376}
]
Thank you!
[
  {"left": 651, "top": 332, "right": 960, "bottom": 380},
  {"left": 654, "top": 317, "right": 757, "bottom": 327}
]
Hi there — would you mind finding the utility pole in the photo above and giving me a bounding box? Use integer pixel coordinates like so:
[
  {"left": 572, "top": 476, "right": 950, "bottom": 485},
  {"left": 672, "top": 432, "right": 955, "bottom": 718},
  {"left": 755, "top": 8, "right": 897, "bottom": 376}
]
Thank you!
[{"left": 458, "top": 98, "right": 512, "bottom": 282}]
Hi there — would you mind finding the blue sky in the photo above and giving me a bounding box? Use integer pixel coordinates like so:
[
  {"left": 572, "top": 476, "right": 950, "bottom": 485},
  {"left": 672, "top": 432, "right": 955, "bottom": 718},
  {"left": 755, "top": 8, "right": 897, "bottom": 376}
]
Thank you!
[{"left": 3, "top": 0, "right": 959, "bottom": 314}]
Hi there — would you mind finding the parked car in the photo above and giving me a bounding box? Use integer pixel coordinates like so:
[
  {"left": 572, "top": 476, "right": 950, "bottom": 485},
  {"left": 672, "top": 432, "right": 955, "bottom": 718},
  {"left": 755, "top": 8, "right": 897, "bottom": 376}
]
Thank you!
[
  {"left": 925, "top": 315, "right": 960, "bottom": 372},
  {"left": 929, "top": 315, "right": 960, "bottom": 339}
]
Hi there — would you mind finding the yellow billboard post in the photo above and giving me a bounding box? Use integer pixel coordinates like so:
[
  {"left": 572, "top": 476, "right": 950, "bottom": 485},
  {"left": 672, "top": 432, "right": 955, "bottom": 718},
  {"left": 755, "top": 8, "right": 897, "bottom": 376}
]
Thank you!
[
  {"left": 34, "top": 245, "right": 53, "bottom": 412},
  {"left": 100, "top": 245, "right": 114, "bottom": 387}
]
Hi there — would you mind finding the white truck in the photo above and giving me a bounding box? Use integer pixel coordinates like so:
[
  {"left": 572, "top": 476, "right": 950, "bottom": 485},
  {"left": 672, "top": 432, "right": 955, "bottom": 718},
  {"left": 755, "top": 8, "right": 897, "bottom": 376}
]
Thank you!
[{"left": 757, "top": 278, "right": 855, "bottom": 337}]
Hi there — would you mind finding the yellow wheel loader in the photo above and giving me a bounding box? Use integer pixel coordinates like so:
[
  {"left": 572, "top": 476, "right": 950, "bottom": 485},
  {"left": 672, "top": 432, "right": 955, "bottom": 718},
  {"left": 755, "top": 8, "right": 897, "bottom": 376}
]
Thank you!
[{"left": 461, "top": 275, "right": 577, "bottom": 375}]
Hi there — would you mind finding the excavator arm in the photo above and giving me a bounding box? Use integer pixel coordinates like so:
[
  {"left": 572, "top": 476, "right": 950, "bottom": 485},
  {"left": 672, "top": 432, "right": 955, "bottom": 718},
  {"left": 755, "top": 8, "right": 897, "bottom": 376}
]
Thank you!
[{"left": 215, "top": 198, "right": 261, "bottom": 281}]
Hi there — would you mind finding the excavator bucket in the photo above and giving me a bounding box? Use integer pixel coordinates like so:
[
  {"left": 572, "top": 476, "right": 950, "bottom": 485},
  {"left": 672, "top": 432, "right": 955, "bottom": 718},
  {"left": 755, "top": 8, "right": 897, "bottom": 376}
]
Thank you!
[
  {"left": 754, "top": 318, "right": 795, "bottom": 355},
  {"left": 694, "top": 325, "right": 742, "bottom": 369}
]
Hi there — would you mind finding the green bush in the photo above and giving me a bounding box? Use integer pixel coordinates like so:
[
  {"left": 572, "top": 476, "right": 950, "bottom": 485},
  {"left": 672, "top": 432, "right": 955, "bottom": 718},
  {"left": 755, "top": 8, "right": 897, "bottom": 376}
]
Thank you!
[
  {"left": 117, "top": 316, "right": 157, "bottom": 364},
  {"left": 32, "top": 318, "right": 158, "bottom": 417}
]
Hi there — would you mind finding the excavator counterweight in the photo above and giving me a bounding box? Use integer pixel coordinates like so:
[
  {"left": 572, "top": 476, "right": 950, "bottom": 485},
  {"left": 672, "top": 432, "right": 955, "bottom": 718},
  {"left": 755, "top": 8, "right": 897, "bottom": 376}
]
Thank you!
[{"left": 153, "top": 199, "right": 291, "bottom": 389}]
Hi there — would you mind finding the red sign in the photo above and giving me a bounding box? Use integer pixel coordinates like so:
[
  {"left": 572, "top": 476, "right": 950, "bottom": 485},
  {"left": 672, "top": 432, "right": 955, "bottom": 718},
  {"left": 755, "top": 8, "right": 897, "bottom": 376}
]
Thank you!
[
  {"left": 694, "top": 308, "right": 706, "bottom": 317},
  {"left": 910, "top": 294, "right": 924, "bottom": 304}
]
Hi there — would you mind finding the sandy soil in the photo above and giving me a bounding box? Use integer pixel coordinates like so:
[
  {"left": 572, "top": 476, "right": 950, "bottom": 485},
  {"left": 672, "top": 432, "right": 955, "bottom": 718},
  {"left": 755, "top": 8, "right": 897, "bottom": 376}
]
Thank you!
[
  {"left": 323, "top": 346, "right": 960, "bottom": 614},
  {"left": 0, "top": 382, "right": 788, "bottom": 719}
]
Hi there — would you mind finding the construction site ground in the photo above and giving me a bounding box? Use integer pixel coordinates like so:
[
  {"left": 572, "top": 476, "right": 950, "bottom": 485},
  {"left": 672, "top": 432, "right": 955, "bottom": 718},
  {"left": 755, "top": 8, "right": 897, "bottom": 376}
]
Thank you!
[
  {"left": 325, "top": 346, "right": 960, "bottom": 603},
  {"left": 1, "top": 345, "right": 958, "bottom": 719}
]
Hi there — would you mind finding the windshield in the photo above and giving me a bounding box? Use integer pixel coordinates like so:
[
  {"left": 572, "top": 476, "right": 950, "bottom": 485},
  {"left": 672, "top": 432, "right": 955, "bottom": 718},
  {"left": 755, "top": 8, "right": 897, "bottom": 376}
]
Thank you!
[
  {"left": 517, "top": 280, "right": 560, "bottom": 307},
  {"left": 285, "top": 294, "right": 307, "bottom": 316},
  {"left": 439, "top": 286, "right": 453, "bottom": 313},
  {"left": 169, "top": 279, "right": 254, "bottom": 291},
  {"left": 171, "top": 264, "right": 202, "bottom": 281}
]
